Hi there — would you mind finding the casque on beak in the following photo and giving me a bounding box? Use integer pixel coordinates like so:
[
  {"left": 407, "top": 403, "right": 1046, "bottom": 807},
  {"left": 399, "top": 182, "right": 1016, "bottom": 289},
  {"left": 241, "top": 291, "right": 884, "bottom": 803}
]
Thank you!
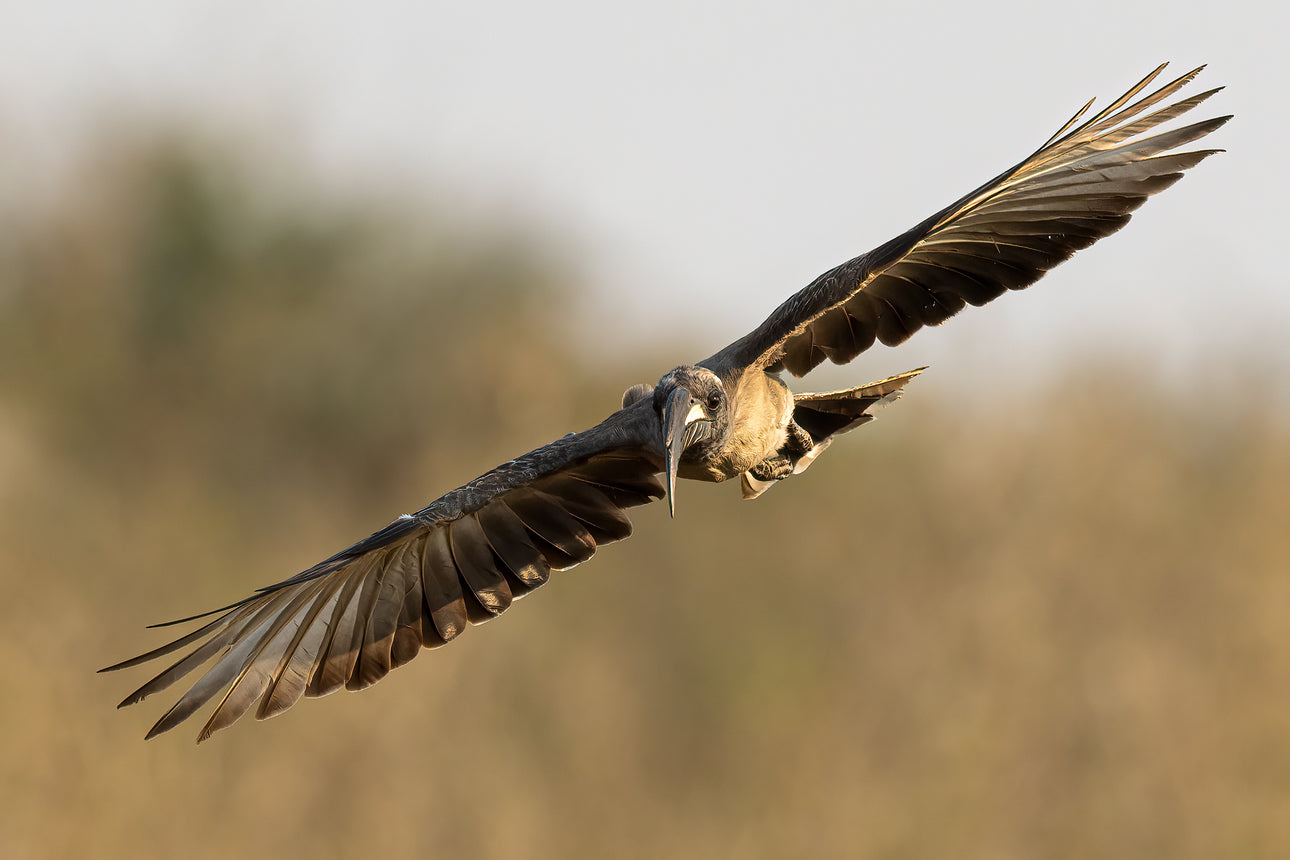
[{"left": 662, "top": 388, "right": 705, "bottom": 518}]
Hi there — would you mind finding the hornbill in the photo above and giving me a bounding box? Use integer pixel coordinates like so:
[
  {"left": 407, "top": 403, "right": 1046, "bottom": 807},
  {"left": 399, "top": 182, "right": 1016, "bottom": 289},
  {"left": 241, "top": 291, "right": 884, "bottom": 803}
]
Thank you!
[{"left": 103, "top": 64, "right": 1229, "bottom": 741}]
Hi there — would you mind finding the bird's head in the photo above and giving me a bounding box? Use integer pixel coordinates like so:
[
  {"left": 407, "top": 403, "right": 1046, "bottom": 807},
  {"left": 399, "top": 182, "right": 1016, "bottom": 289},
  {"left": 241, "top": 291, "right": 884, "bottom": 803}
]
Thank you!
[{"left": 653, "top": 365, "right": 730, "bottom": 517}]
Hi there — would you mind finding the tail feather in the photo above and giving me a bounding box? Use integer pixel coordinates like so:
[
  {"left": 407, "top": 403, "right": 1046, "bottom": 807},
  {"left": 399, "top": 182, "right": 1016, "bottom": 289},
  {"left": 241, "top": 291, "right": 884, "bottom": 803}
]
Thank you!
[{"left": 791, "top": 367, "right": 925, "bottom": 445}]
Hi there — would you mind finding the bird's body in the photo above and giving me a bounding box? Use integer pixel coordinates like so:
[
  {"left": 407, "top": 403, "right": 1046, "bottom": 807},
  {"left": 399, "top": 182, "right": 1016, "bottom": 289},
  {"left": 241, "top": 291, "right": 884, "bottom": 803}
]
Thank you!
[
  {"left": 702, "top": 370, "right": 793, "bottom": 481},
  {"left": 104, "top": 64, "right": 1230, "bottom": 742}
]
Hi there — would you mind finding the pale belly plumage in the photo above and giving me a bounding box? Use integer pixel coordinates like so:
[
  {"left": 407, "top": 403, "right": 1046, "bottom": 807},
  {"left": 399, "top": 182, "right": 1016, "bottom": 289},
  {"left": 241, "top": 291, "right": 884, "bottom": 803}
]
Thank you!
[{"left": 680, "top": 372, "right": 793, "bottom": 483}]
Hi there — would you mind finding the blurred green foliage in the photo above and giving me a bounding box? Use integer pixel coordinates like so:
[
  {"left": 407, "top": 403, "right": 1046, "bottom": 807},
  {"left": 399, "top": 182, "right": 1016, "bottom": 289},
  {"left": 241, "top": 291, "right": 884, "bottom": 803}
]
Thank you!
[{"left": 3, "top": 134, "right": 1288, "bottom": 859}]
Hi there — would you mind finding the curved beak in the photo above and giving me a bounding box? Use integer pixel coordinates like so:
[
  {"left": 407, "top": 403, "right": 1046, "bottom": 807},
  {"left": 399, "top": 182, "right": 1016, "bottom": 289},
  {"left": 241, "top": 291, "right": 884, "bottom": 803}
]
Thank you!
[{"left": 662, "top": 388, "right": 704, "bottom": 518}]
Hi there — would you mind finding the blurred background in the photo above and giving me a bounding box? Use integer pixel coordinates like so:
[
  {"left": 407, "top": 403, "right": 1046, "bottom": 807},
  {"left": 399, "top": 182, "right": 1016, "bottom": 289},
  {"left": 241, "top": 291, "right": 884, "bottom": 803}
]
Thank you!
[{"left": 3, "top": 2, "right": 1288, "bottom": 858}]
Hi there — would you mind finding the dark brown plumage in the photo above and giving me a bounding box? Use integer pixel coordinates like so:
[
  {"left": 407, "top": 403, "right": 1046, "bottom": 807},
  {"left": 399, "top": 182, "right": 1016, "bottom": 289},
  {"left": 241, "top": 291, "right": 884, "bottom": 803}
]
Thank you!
[{"left": 103, "top": 64, "right": 1229, "bottom": 741}]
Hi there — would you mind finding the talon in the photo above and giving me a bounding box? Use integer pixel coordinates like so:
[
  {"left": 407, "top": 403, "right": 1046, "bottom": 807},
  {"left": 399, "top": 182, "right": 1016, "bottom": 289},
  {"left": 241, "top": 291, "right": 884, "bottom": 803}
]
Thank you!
[
  {"left": 750, "top": 455, "right": 794, "bottom": 482},
  {"left": 786, "top": 421, "right": 814, "bottom": 454}
]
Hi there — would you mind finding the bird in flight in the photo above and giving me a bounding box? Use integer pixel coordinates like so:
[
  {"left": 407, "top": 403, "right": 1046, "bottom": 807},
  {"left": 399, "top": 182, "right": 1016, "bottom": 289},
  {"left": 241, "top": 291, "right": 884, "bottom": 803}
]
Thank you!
[{"left": 104, "top": 64, "right": 1229, "bottom": 742}]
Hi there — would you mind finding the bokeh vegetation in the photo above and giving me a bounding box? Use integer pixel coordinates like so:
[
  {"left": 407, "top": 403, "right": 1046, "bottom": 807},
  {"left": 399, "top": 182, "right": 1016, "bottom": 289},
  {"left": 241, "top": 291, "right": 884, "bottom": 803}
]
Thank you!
[{"left": 3, "top": 133, "right": 1288, "bottom": 859}]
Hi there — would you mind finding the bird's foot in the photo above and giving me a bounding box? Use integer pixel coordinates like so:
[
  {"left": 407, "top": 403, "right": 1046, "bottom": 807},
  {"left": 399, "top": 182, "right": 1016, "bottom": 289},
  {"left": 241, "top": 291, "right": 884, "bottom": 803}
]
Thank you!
[
  {"left": 785, "top": 421, "right": 814, "bottom": 456},
  {"left": 749, "top": 455, "right": 794, "bottom": 482}
]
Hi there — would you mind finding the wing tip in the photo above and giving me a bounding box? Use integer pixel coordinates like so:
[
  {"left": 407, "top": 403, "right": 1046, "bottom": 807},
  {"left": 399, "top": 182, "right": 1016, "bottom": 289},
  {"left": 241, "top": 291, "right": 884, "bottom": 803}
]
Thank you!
[
  {"left": 99, "top": 654, "right": 152, "bottom": 674},
  {"left": 143, "top": 718, "right": 173, "bottom": 741},
  {"left": 146, "top": 601, "right": 242, "bottom": 629}
]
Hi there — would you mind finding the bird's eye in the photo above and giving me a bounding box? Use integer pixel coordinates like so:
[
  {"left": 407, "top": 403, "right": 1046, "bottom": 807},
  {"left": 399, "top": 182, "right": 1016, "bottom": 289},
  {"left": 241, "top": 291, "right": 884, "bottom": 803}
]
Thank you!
[{"left": 706, "top": 392, "right": 722, "bottom": 411}]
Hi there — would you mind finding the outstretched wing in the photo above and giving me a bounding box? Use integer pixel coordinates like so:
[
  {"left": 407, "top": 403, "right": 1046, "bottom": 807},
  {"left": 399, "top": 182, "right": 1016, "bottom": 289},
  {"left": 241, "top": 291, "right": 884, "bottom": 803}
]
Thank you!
[
  {"left": 101, "top": 400, "right": 664, "bottom": 742},
  {"left": 703, "top": 64, "right": 1230, "bottom": 378}
]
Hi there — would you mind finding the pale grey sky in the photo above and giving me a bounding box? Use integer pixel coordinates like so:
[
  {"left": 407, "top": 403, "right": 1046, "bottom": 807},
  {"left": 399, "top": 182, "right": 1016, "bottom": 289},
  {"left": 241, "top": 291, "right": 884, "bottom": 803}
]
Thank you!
[{"left": 3, "top": 0, "right": 1284, "bottom": 394}]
